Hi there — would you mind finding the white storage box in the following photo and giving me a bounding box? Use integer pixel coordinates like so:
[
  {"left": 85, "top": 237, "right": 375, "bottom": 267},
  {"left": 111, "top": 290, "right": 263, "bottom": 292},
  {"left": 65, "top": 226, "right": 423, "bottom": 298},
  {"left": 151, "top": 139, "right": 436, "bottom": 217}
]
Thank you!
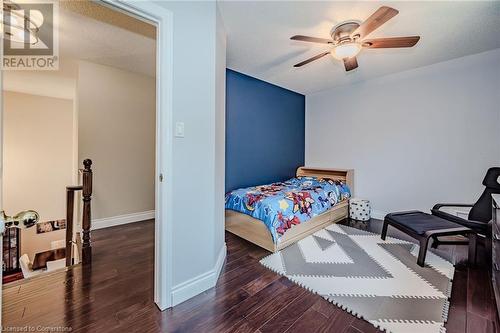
[{"left": 349, "top": 198, "right": 371, "bottom": 221}]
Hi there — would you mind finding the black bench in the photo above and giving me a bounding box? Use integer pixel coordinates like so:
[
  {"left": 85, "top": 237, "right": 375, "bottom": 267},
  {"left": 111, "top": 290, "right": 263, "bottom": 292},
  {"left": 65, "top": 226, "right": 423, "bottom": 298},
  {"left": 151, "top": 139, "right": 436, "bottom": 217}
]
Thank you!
[{"left": 381, "top": 211, "right": 477, "bottom": 267}]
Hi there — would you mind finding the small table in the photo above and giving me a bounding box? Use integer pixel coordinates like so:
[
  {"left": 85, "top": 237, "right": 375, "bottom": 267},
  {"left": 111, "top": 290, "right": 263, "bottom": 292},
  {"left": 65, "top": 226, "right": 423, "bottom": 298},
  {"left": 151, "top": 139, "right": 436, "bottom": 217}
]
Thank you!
[
  {"left": 32, "top": 248, "right": 66, "bottom": 270},
  {"left": 381, "top": 211, "right": 476, "bottom": 267}
]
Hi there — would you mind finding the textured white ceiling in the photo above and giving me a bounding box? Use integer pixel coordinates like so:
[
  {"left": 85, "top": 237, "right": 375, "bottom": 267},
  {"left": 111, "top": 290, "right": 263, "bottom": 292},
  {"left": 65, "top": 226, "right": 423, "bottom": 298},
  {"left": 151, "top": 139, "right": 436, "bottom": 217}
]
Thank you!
[
  {"left": 3, "top": 6, "right": 154, "bottom": 100},
  {"left": 219, "top": 1, "right": 500, "bottom": 94},
  {"left": 58, "top": 7, "right": 155, "bottom": 77}
]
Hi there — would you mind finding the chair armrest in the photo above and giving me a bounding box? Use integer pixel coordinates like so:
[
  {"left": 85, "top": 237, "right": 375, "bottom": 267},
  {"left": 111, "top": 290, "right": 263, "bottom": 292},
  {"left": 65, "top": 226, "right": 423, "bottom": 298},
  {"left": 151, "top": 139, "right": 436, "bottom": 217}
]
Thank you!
[
  {"left": 432, "top": 203, "right": 474, "bottom": 210},
  {"left": 431, "top": 208, "right": 489, "bottom": 234}
]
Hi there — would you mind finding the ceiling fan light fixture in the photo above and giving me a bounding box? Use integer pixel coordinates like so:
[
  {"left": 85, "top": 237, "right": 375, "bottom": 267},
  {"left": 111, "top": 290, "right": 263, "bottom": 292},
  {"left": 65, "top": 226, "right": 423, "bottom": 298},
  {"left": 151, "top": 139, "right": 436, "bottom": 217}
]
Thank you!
[
  {"left": 331, "top": 42, "right": 362, "bottom": 60},
  {"left": 291, "top": 6, "right": 420, "bottom": 70}
]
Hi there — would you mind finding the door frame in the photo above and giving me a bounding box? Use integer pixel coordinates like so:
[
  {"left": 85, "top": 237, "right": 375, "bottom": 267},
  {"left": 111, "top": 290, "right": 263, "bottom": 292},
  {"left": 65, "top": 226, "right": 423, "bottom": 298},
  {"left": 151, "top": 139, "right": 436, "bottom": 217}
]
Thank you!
[
  {"left": 101, "top": 0, "right": 174, "bottom": 310},
  {"left": 0, "top": 1, "right": 175, "bottom": 311}
]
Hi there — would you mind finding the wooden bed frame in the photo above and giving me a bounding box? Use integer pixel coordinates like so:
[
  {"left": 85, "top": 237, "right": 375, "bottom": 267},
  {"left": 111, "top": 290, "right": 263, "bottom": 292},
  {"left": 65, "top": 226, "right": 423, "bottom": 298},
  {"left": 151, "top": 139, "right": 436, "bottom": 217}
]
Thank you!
[{"left": 225, "top": 167, "right": 354, "bottom": 252}]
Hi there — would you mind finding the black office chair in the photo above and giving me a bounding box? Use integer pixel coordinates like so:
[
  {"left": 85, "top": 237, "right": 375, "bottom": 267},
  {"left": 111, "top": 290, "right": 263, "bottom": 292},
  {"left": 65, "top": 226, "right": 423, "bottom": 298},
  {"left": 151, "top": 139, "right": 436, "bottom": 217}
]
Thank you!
[{"left": 431, "top": 167, "right": 500, "bottom": 245}]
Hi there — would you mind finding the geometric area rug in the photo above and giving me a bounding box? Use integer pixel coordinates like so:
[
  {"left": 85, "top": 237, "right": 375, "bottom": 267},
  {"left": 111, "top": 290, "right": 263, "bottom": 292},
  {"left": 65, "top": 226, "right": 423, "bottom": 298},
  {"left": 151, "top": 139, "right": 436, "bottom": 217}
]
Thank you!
[{"left": 260, "top": 224, "right": 454, "bottom": 333}]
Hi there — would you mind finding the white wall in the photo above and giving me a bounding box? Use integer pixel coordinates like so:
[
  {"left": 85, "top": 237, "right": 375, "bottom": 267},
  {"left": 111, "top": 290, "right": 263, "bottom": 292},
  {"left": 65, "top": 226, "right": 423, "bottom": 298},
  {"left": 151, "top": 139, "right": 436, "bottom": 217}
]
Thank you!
[
  {"left": 306, "top": 49, "right": 500, "bottom": 218},
  {"left": 3, "top": 91, "right": 74, "bottom": 259},
  {"left": 0, "top": 1, "right": 226, "bottom": 309},
  {"left": 2, "top": 71, "right": 75, "bottom": 100},
  {"left": 155, "top": 1, "right": 226, "bottom": 305},
  {"left": 2, "top": 59, "right": 78, "bottom": 100},
  {"left": 77, "top": 61, "right": 156, "bottom": 221}
]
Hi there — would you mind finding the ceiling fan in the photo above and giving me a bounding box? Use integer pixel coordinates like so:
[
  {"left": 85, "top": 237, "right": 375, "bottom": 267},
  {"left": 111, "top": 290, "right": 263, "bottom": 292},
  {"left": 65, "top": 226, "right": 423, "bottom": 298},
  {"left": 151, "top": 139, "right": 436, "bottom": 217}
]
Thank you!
[{"left": 291, "top": 6, "right": 420, "bottom": 71}]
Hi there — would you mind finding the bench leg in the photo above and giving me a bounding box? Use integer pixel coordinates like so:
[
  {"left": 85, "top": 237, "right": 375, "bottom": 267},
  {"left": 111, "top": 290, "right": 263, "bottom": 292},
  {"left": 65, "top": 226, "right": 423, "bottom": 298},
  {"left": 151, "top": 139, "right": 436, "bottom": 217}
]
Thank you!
[
  {"left": 431, "top": 235, "right": 439, "bottom": 249},
  {"left": 468, "top": 233, "right": 477, "bottom": 266},
  {"left": 417, "top": 237, "right": 430, "bottom": 267},
  {"left": 381, "top": 220, "right": 389, "bottom": 241}
]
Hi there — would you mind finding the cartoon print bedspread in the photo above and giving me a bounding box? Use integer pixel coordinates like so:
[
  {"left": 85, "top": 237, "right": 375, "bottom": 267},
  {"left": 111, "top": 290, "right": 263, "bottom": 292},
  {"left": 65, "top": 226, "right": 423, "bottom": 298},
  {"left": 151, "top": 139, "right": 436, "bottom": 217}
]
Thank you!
[{"left": 225, "top": 177, "right": 351, "bottom": 244}]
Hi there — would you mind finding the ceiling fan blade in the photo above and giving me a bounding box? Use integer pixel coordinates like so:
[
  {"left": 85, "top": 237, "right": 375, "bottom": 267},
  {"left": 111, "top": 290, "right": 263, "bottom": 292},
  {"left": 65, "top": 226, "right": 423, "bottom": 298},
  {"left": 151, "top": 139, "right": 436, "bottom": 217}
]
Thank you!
[
  {"left": 351, "top": 6, "right": 399, "bottom": 39},
  {"left": 363, "top": 36, "right": 420, "bottom": 48},
  {"left": 343, "top": 57, "right": 358, "bottom": 71},
  {"left": 290, "top": 35, "right": 333, "bottom": 44},
  {"left": 293, "top": 51, "right": 330, "bottom": 67}
]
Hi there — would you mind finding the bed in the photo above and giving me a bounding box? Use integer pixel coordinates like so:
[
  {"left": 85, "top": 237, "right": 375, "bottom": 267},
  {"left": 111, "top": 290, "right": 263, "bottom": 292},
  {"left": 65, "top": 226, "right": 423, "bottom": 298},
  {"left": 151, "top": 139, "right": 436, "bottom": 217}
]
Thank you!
[{"left": 225, "top": 167, "right": 354, "bottom": 252}]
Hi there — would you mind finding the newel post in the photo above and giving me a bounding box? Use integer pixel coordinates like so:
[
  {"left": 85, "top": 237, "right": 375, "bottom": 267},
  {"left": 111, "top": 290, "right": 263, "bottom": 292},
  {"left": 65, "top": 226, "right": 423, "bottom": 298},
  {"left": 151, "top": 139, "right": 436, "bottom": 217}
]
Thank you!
[{"left": 82, "top": 159, "right": 93, "bottom": 265}]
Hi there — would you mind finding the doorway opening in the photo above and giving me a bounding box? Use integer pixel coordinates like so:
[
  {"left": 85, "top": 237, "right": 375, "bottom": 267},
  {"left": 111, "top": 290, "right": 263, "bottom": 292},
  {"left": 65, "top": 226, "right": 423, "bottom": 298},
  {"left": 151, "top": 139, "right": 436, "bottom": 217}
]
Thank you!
[{"left": 0, "top": 0, "right": 172, "bottom": 325}]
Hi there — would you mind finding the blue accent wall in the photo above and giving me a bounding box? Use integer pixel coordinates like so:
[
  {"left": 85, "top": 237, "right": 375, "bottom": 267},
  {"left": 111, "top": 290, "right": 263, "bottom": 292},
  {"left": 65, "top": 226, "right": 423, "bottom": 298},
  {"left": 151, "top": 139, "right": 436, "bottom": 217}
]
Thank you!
[{"left": 225, "top": 69, "right": 305, "bottom": 192}]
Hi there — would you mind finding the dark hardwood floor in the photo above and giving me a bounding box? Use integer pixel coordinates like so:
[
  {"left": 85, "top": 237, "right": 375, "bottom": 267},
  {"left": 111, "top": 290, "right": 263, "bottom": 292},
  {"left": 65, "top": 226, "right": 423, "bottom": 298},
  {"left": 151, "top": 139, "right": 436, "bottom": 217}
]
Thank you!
[{"left": 3, "top": 219, "right": 499, "bottom": 332}]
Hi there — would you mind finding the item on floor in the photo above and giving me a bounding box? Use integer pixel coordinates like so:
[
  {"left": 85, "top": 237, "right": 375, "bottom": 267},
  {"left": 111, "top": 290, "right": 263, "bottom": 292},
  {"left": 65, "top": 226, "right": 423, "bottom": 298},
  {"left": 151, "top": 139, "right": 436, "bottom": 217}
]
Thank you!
[
  {"left": 3, "top": 227, "right": 20, "bottom": 276},
  {"left": 225, "top": 167, "right": 353, "bottom": 252},
  {"left": 1, "top": 209, "right": 39, "bottom": 229},
  {"left": 36, "top": 219, "right": 66, "bottom": 234},
  {"left": 32, "top": 248, "right": 66, "bottom": 270},
  {"left": 432, "top": 167, "right": 500, "bottom": 236},
  {"left": 19, "top": 254, "right": 44, "bottom": 278},
  {"left": 349, "top": 198, "right": 370, "bottom": 221},
  {"left": 260, "top": 224, "right": 454, "bottom": 333},
  {"left": 46, "top": 258, "right": 66, "bottom": 272},
  {"left": 382, "top": 211, "right": 476, "bottom": 267}
]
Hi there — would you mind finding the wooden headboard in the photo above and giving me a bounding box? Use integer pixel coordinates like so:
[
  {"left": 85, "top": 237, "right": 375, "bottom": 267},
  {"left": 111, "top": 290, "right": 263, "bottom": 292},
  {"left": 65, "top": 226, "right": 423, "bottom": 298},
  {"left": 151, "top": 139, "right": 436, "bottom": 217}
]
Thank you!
[{"left": 296, "top": 167, "right": 354, "bottom": 195}]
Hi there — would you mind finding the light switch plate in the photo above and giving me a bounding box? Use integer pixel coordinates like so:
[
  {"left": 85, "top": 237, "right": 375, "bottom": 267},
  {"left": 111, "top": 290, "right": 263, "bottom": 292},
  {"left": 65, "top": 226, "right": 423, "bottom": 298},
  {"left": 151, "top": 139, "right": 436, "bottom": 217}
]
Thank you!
[{"left": 175, "top": 122, "right": 185, "bottom": 138}]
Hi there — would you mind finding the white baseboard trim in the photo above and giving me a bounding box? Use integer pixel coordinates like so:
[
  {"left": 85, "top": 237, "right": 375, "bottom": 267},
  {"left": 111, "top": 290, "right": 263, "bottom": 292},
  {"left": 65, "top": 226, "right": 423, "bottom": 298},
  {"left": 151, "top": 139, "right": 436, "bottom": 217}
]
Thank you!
[
  {"left": 92, "top": 210, "right": 155, "bottom": 230},
  {"left": 370, "top": 210, "right": 388, "bottom": 221},
  {"left": 171, "top": 243, "right": 227, "bottom": 306},
  {"left": 214, "top": 242, "right": 227, "bottom": 280}
]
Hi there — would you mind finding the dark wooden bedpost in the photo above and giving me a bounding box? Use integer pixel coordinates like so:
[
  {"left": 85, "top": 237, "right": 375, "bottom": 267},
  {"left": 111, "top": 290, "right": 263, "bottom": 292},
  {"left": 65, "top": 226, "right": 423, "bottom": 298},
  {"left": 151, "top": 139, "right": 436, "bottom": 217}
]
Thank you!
[{"left": 82, "top": 159, "right": 93, "bottom": 265}]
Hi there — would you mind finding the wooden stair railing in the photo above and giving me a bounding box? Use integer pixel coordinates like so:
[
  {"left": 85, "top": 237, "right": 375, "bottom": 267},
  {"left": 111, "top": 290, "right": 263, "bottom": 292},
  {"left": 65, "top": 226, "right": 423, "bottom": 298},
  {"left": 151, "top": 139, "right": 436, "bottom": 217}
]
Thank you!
[{"left": 65, "top": 159, "right": 93, "bottom": 266}]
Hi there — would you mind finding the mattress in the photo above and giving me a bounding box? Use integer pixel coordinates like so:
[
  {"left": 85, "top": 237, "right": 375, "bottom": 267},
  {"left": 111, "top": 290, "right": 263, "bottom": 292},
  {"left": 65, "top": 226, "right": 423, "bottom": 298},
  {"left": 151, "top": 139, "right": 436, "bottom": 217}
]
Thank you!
[{"left": 225, "top": 177, "right": 351, "bottom": 243}]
